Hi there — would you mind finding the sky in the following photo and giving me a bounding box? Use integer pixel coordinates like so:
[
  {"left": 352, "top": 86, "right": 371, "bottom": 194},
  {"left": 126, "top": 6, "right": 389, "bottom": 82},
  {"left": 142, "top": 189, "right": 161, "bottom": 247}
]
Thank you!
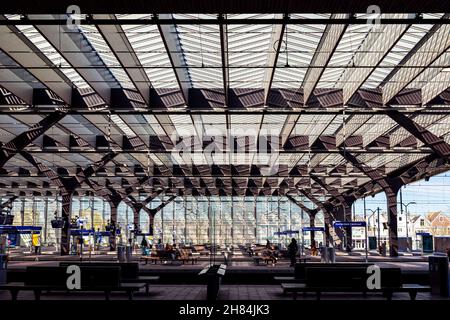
[{"left": 353, "top": 171, "right": 450, "bottom": 217}]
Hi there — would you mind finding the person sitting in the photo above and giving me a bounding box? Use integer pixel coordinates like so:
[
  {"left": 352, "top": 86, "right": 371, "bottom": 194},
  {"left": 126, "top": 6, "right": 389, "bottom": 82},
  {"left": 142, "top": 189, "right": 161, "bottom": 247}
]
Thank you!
[
  {"left": 172, "top": 244, "right": 180, "bottom": 260},
  {"left": 266, "top": 249, "right": 278, "bottom": 265},
  {"left": 156, "top": 239, "right": 164, "bottom": 250}
]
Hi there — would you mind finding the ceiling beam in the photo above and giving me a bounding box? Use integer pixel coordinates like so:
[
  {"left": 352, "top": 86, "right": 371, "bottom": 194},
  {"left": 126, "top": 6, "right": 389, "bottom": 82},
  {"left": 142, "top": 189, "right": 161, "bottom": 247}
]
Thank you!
[
  {"left": 218, "top": 14, "right": 229, "bottom": 107},
  {"left": 263, "top": 14, "right": 286, "bottom": 105}
]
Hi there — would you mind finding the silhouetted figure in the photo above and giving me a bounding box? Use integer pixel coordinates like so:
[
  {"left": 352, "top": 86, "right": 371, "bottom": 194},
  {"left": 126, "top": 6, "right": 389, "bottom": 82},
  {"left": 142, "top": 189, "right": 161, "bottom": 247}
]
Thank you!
[
  {"left": 156, "top": 239, "right": 164, "bottom": 250},
  {"left": 288, "top": 238, "right": 298, "bottom": 267}
]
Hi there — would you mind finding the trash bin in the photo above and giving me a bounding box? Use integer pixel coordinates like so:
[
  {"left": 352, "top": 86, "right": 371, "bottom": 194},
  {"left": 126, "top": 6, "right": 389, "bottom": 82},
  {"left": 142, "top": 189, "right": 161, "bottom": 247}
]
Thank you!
[
  {"left": 117, "top": 245, "right": 126, "bottom": 262},
  {"left": 125, "top": 246, "right": 133, "bottom": 262},
  {"left": 327, "top": 247, "right": 336, "bottom": 263},
  {"left": 429, "top": 255, "right": 450, "bottom": 297},
  {"left": 199, "top": 264, "right": 226, "bottom": 301},
  {"left": 0, "top": 254, "right": 7, "bottom": 285}
]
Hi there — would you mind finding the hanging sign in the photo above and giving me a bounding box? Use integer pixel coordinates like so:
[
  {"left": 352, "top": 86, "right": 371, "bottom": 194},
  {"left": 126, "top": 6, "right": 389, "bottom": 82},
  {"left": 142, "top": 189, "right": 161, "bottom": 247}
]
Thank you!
[{"left": 333, "top": 221, "right": 366, "bottom": 228}]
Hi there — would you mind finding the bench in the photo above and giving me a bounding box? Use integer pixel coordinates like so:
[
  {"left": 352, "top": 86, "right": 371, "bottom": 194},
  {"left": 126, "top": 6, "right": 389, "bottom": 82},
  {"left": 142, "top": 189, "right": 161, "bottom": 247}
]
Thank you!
[
  {"left": 140, "top": 250, "right": 172, "bottom": 264},
  {"left": 193, "top": 245, "right": 210, "bottom": 256},
  {"left": 140, "top": 255, "right": 161, "bottom": 264},
  {"left": 274, "top": 262, "right": 374, "bottom": 283},
  {"left": 179, "top": 249, "right": 199, "bottom": 265},
  {"left": 253, "top": 256, "right": 277, "bottom": 265},
  {"left": 59, "top": 262, "right": 159, "bottom": 295},
  {"left": 281, "top": 267, "right": 430, "bottom": 300},
  {"left": 0, "top": 266, "right": 145, "bottom": 300}
]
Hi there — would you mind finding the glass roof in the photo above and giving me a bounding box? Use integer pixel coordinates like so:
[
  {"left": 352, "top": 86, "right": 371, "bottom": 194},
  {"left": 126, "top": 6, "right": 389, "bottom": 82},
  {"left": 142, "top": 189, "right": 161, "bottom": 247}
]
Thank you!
[{"left": 0, "top": 12, "right": 448, "bottom": 202}]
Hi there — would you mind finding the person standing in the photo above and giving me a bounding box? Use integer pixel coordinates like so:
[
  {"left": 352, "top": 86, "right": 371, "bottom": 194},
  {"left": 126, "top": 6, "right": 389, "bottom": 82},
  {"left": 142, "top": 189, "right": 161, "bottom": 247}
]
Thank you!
[
  {"left": 32, "top": 232, "right": 41, "bottom": 255},
  {"left": 287, "top": 238, "right": 299, "bottom": 267},
  {"left": 141, "top": 237, "right": 149, "bottom": 255}
]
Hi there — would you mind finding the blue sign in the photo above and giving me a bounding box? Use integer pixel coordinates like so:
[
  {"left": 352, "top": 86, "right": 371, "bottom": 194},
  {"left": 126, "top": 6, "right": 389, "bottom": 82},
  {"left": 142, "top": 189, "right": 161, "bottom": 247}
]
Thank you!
[
  {"left": 70, "top": 229, "right": 94, "bottom": 236},
  {"left": 333, "top": 221, "right": 366, "bottom": 228},
  {"left": 416, "top": 232, "right": 430, "bottom": 236},
  {"left": 274, "top": 230, "right": 300, "bottom": 236},
  {"left": 94, "top": 231, "right": 111, "bottom": 237},
  {"left": 302, "top": 227, "right": 325, "bottom": 232},
  {"left": 0, "top": 226, "right": 42, "bottom": 234}
]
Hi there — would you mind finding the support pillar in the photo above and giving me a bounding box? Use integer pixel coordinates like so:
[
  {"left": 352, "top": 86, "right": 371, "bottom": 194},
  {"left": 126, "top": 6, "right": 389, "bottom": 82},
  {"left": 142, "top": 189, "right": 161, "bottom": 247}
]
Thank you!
[
  {"left": 43, "top": 197, "right": 49, "bottom": 244},
  {"left": 324, "top": 206, "right": 345, "bottom": 248},
  {"left": 309, "top": 214, "right": 316, "bottom": 246},
  {"left": 386, "top": 189, "right": 400, "bottom": 257},
  {"left": 109, "top": 203, "right": 118, "bottom": 251},
  {"left": 343, "top": 202, "right": 354, "bottom": 253},
  {"left": 60, "top": 191, "right": 73, "bottom": 255},
  {"left": 20, "top": 197, "right": 25, "bottom": 226},
  {"left": 132, "top": 206, "right": 140, "bottom": 232},
  {"left": 149, "top": 213, "right": 155, "bottom": 237}
]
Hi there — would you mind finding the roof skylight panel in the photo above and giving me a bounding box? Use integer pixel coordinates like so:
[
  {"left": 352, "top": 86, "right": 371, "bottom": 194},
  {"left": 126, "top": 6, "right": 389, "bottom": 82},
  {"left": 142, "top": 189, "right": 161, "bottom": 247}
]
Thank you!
[
  {"left": 174, "top": 14, "right": 223, "bottom": 88},
  {"left": 407, "top": 51, "right": 450, "bottom": 90},
  {"left": 5, "top": 15, "right": 89, "bottom": 88},
  {"left": 77, "top": 24, "right": 135, "bottom": 89},
  {"left": 383, "top": 154, "right": 425, "bottom": 174},
  {"left": 169, "top": 114, "right": 197, "bottom": 137},
  {"left": 384, "top": 114, "right": 445, "bottom": 148},
  {"left": 334, "top": 114, "right": 372, "bottom": 146},
  {"left": 317, "top": 23, "right": 373, "bottom": 88},
  {"left": 109, "top": 114, "right": 137, "bottom": 137},
  {"left": 228, "top": 14, "right": 275, "bottom": 88},
  {"left": 143, "top": 115, "right": 168, "bottom": 135},
  {"left": 200, "top": 114, "right": 227, "bottom": 136},
  {"left": 362, "top": 20, "right": 441, "bottom": 88},
  {"left": 272, "top": 16, "right": 328, "bottom": 88},
  {"left": 260, "top": 114, "right": 288, "bottom": 136},
  {"left": 118, "top": 115, "right": 159, "bottom": 138},
  {"left": 117, "top": 15, "right": 179, "bottom": 88},
  {"left": 148, "top": 153, "right": 164, "bottom": 166},
  {"left": 352, "top": 115, "right": 397, "bottom": 146},
  {"left": 319, "top": 154, "right": 345, "bottom": 166},
  {"left": 293, "top": 114, "right": 335, "bottom": 141},
  {"left": 313, "top": 114, "right": 344, "bottom": 137},
  {"left": 425, "top": 115, "right": 450, "bottom": 138},
  {"left": 230, "top": 114, "right": 263, "bottom": 135},
  {"left": 288, "top": 154, "right": 305, "bottom": 166}
]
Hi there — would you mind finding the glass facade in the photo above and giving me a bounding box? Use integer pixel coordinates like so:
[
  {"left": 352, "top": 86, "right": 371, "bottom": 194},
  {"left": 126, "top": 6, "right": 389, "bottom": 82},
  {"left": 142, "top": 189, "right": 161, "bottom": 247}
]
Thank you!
[
  {"left": 7, "top": 196, "right": 110, "bottom": 246},
  {"left": 151, "top": 196, "right": 320, "bottom": 246},
  {"left": 4, "top": 195, "right": 325, "bottom": 247}
]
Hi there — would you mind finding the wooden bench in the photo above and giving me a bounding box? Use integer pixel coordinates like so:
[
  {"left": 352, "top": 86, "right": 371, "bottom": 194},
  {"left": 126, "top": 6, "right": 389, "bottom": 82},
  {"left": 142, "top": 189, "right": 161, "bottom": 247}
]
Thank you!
[
  {"left": 59, "top": 262, "right": 159, "bottom": 295},
  {"left": 253, "top": 256, "right": 277, "bottom": 265},
  {"left": 281, "top": 267, "right": 430, "bottom": 300},
  {"left": 193, "top": 245, "right": 210, "bottom": 256},
  {"left": 0, "top": 266, "right": 145, "bottom": 300},
  {"left": 140, "top": 255, "right": 160, "bottom": 264},
  {"left": 179, "top": 249, "right": 199, "bottom": 265}
]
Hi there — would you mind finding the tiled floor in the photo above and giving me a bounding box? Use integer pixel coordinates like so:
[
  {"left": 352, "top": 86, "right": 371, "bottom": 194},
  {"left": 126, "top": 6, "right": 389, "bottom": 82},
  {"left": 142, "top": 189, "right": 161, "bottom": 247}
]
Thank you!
[{"left": 1, "top": 284, "right": 448, "bottom": 301}]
